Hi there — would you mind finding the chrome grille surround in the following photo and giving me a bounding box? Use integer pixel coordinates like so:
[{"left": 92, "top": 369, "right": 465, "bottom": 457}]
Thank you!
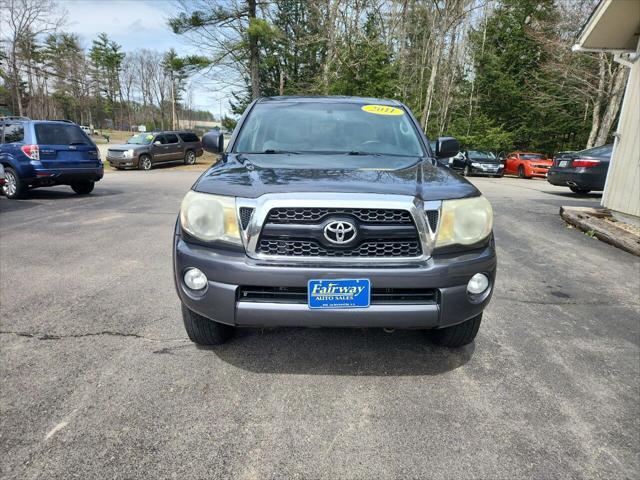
[
  {"left": 236, "top": 193, "right": 441, "bottom": 265},
  {"left": 107, "top": 149, "right": 125, "bottom": 159}
]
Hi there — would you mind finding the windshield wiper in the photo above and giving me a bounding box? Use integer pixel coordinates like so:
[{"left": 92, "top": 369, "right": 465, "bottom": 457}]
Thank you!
[
  {"left": 69, "top": 142, "right": 89, "bottom": 146},
  {"left": 261, "top": 149, "right": 300, "bottom": 154},
  {"left": 346, "top": 151, "right": 382, "bottom": 156}
]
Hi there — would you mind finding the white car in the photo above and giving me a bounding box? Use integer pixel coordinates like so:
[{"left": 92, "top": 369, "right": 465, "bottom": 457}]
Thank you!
[{"left": 80, "top": 126, "right": 92, "bottom": 135}]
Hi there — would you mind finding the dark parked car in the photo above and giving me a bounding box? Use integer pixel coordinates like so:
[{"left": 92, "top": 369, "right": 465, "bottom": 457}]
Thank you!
[
  {"left": 547, "top": 144, "right": 613, "bottom": 194},
  {"left": 450, "top": 150, "right": 504, "bottom": 177},
  {"left": 0, "top": 117, "right": 103, "bottom": 199},
  {"left": 106, "top": 131, "right": 203, "bottom": 170},
  {"left": 173, "top": 96, "right": 496, "bottom": 348}
]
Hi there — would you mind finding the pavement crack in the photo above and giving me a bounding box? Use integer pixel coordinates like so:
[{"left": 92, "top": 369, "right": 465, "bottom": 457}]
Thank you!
[{"left": 0, "top": 330, "right": 187, "bottom": 343}]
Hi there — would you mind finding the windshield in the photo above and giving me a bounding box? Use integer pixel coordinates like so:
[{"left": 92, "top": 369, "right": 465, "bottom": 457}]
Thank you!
[
  {"left": 127, "top": 134, "right": 154, "bottom": 145},
  {"left": 521, "top": 154, "right": 544, "bottom": 160},
  {"left": 234, "top": 102, "right": 425, "bottom": 157},
  {"left": 468, "top": 151, "right": 496, "bottom": 160}
]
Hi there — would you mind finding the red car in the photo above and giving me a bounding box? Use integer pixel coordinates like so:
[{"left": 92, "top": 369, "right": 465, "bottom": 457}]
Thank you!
[{"left": 504, "top": 152, "right": 553, "bottom": 178}]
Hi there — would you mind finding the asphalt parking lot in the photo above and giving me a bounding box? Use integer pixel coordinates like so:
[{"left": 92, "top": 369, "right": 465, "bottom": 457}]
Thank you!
[{"left": 1, "top": 170, "right": 638, "bottom": 479}]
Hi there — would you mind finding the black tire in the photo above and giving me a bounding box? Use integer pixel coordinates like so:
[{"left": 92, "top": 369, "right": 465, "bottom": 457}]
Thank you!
[
  {"left": 463, "top": 165, "right": 470, "bottom": 177},
  {"left": 2, "top": 167, "right": 25, "bottom": 199},
  {"left": 432, "top": 313, "right": 482, "bottom": 348},
  {"left": 71, "top": 180, "right": 95, "bottom": 195},
  {"left": 517, "top": 165, "right": 528, "bottom": 179},
  {"left": 139, "top": 154, "right": 152, "bottom": 171},
  {"left": 182, "top": 304, "right": 234, "bottom": 345},
  {"left": 570, "top": 186, "right": 591, "bottom": 194},
  {"left": 184, "top": 150, "right": 196, "bottom": 165}
]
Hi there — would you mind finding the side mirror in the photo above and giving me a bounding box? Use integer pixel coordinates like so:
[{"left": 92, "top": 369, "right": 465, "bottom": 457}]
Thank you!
[
  {"left": 435, "top": 137, "right": 460, "bottom": 159},
  {"left": 202, "top": 131, "right": 224, "bottom": 153},
  {"left": 154, "top": 141, "right": 162, "bottom": 145}
]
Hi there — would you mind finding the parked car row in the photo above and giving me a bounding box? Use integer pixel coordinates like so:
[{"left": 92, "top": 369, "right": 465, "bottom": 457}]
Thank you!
[
  {"left": 0, "top": 116, "right": 206, "bottom": 199},
  {"left": 437, "top": 144, "right": 613, "bottom": 195},
  {"left": 1, "top": 113, "right": 612, "bottom": 199}
]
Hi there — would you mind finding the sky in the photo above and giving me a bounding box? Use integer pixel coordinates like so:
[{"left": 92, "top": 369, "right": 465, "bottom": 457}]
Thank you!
[{"left": 59, "top": 0, "right": 229, "bottom": 116}]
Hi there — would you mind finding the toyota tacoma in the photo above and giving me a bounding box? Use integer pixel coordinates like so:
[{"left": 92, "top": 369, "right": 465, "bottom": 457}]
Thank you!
[{"left": 173, "top": 96, "right": 496, "bottom": 347}]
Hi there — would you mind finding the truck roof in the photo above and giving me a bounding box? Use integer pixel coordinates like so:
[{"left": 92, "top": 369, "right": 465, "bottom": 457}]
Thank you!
[{"left": 256, "top": 95, "right": 403, "bottom": 106}]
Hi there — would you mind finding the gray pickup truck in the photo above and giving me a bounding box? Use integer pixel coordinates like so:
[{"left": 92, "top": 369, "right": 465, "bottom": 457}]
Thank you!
[
  {"left": 107, "top": 131, "right": 203, "bottom": 170},
  {"left": 173, "top": 96, "right": 496, "bottom": 348}
]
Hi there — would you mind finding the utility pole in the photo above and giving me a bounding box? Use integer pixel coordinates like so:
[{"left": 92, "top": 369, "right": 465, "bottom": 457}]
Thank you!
[{"left": 171, "top": 75, "right": 177, "bottom": 130}]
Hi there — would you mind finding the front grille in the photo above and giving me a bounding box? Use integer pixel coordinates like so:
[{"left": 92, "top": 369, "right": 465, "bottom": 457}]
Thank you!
[
  {"left": 266, "top": 208, "right": 413, "bottom": 224},
  {"left": 257, "top": 206, "right": 422, "bottom": 259},
  {"left": 107, "top": 150, "right": 124, "bottom": 159},
  {"left": 258, "top": 239, "right": 422, "bottom": 257},
  {"left": 238, "top": 286, "right": 438, "bottom": 304}
]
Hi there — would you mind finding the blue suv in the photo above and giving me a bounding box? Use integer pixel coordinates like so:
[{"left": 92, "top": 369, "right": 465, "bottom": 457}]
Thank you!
[{"left": 0, "top": 117, "right": 103, "bottom": 199}]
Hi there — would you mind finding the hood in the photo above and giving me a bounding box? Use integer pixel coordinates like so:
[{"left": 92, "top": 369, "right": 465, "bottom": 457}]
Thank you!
[
  {"left": 531, "top": 158, "right": 553, "bottom": 165},
  {"left": 106, "top": 143, "right": 146, "bottom": 151},
  {"left": 193, "top": 153, "right": 479, "bottom": 201}
]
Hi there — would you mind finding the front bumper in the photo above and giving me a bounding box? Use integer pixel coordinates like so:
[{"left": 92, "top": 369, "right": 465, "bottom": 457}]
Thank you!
[
  {"left": 174, "top": 235, "right": 497, "bottom": 329},
  {"left": 107, "top": 156, "right": 137, "bottom": 168},
  {"left": 469, "top": 165, "right": 503, "bottom": 176},
  {"left": 529, "top": 166, "right": 550, "bottom": 177}
]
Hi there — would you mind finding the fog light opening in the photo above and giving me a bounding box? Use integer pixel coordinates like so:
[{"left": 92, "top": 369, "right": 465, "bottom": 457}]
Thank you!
[
  {"left": 184, "top": 268, "right": 208, "bottom": 291},
  {"left": 467, "top": 273, "right": 489, "bottom": 295}
]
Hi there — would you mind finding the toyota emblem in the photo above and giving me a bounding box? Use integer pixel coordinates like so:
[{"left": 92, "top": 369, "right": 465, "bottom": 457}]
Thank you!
[{"left": 324, "top": 220, "right": 357, "bottom": 244}]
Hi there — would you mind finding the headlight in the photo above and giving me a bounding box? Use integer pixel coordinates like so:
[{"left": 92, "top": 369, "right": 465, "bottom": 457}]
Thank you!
[
  {"left": 179, "top": 191, "right": 241, "bottom": 245},
  {"left": 435, "top": 196, "right": 493, "bottom": 248},
  {"left": 123, "top": 149, "right": 134, "bottom": 158}
]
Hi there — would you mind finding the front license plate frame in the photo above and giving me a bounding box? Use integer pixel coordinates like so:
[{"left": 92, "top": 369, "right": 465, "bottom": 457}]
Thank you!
[{"left": 308, "top": 279, "right": 371, "bottom": 309}]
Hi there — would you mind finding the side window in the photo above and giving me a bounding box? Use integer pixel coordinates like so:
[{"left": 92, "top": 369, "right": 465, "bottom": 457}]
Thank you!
[
  {"left": 179, "top": 132, "right": 198, "bottom": 142},
  {"left": 4, "top": 123, "right": 25, "bottom": 143},
  {"left": 154, "top": 135, "right": 167, "bottom": 145},
  {"left": 165, "top": 133, "right": 179, "bottom": 144}
]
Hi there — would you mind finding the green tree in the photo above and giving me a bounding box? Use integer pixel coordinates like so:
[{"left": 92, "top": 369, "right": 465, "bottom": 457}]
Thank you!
[
  {"left": 467, "top": 0, "right": 590, "bottom": 152},
  {"left": 328, "top": 16, "right": 398, "bottom": 98},
  {"left": 89, "top": 33, "right": 124, "bottom": 126}
]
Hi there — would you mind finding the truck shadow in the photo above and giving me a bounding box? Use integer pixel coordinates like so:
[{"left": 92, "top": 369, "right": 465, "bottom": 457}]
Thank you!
[
  {"left": 0, "top": 187, "right": 123, "bottom": 212},
  {"left": 208, "top": 328, "right": 474, "bottom": 376}
]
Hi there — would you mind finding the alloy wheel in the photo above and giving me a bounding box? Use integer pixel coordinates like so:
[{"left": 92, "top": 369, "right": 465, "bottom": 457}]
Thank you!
[
  {"left": 186, "top": 152, "right": 195, "bottom": 165},
  {"left": 141, "top": 157, "right": 152, "bottom": 170},
  {"left": 4, "top": 171, "right": 17, "bottom": 197}
]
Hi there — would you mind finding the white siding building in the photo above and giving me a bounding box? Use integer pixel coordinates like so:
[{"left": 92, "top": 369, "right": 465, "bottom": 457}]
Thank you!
[{"left": 575, "top": 0, "right": 640, "bottom": 219}]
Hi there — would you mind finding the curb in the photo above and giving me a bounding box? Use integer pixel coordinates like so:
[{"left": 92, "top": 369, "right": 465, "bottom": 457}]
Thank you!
[{"left": 560, "top": 206, "right": 640, "bottom": 256}]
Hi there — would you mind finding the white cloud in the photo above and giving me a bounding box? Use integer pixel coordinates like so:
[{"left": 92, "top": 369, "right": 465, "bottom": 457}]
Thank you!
[{"left": 57, "top": 0, "right": 230, "bottom": 115}]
